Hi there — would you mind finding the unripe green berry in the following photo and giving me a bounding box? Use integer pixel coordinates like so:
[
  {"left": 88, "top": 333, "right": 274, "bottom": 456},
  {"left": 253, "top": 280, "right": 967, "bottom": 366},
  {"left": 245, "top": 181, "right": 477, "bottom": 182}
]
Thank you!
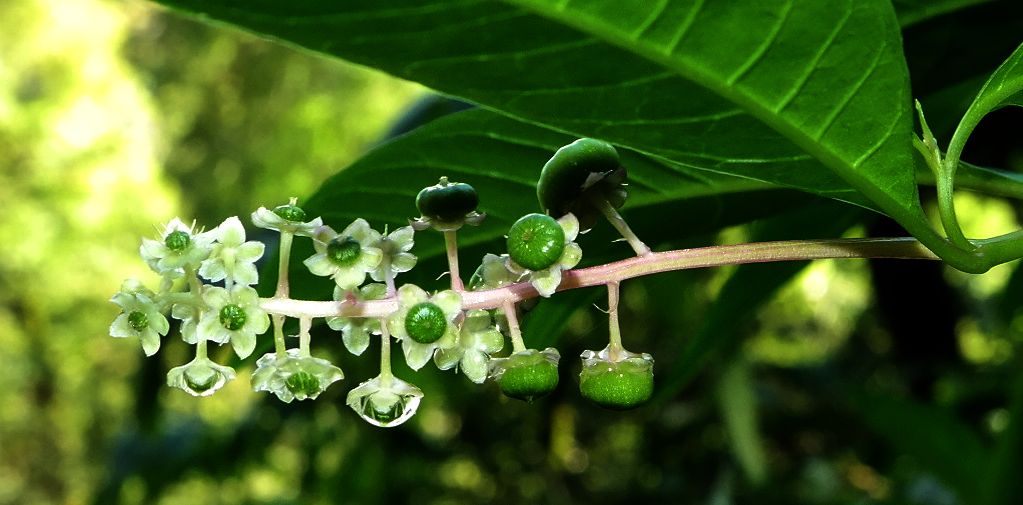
[
  {"left": 164, "top": 230, "right": 191, "bottom": 252},
  {"left": 127, "top": 311, "right": 149, "bottom": 332},
  {"left": 218, "top": 304, "right": 247, "bottom": 331},
  {"left": 536, "top": 138, "right": 627, "bottom": 229},
  {"left": 326, "top": 236, "right": 362, "bottom": 266},
  {"left": 368, "top": 390, "right": 404, "bottom": 423},
  {"left": 285, "top": 371, "right": 321, "bottom": 396},
  {"left": 416, "top": 177, "right": 479, "bottom": 223},
  {"left": 404, "top": 302, "right": 447, "bottom": 344},
  {"left": 507, "top": 213, "right": 565, "bottom": 271},
  {"left": 273, "top": 203, "right": 307, "bottom": 222},
  {"left": 496, "top": 350, "right": 560, "bottom": 402},
  {"left": 184, "top": 364, "right": 218, "bottom": 393},
  {"left": 579, "top": 356, "right": 653, "bottom": 410}
]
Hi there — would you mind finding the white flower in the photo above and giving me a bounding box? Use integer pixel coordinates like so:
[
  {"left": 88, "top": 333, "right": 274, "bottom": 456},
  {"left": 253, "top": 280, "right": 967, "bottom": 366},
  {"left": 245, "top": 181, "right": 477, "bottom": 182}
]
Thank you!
[
  {"left": 370, "top": 225, "right": 417, "bottom": 282},
  {"left": 304, "top": 219, "right": 383, "bottom": 290},
  {"left": 251, "top": 199, "right": 323, "bottom": 236},
  {"left": 251, "top": 349, "right": 344, "bottom": 403},
  {"left": 346, "top": 374, "right": 424, "bottom": 427},
  {"left": 386, "top": 284, "right": 462, "bottom": 370},
  {"left": 197, "top": 285, "right": 270, "bottom": 359},
  {"left": 327, "top": 283, "right": 386, "bottom": 356},
  {"left": 139, "top": 218, "right": 214, "bottom": 275},
  {"left": 167, "top": 356, "right": 236, "bottom": 397},
  {"left": 199, "top": 216, "right": 265, "bottom": 285},
  {"left": 435, "top": 310, "right": 504, "bottom": 383},
  {"left": 468, "top": 253, "right": 523, "bottom": 290},
  {"left": 109, "top": 279, "right": 169, "bottom": 356}
]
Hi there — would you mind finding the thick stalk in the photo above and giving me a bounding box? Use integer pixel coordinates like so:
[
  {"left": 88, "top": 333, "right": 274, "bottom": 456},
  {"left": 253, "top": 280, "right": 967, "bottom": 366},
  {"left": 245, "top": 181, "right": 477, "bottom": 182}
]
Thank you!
[
  {"left": 260, "top": 237, "right": 940, "bottom": 319},
  {"left": 444, "top": 230, "right": 464, "bottom": 291},
  {"left": 272, "top": 314, "right": 286, "bottom": 357},
  {"left": 606, "top": 281, "right": 623, "bottom": 361},
  {"left": 501, "top": 300, "right": 526, "bottom": 353},
  {"left": 591, "top": 195, "right": 651, "bottom": 256},
  {"left": 276, "top": 231, "right": 294, "bottom": 298},
  {"left": 298, "top": 317, "right": 311, "bottom": 356},
  {"left": 379, "top": 321, "right": 393, "bottom": 386}
]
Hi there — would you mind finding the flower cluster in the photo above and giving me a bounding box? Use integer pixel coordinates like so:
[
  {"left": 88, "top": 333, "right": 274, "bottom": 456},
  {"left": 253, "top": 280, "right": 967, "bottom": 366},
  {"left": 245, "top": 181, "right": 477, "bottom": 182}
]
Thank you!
[{"left": 111, "top": 138, "right": 658, "bottom": 427}]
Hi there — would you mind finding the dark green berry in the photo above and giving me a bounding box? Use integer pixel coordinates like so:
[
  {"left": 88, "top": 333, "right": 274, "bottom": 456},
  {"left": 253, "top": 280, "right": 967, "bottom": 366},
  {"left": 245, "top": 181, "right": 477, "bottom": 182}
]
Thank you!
[
  {"left": 579, "top": 359, "right": 653, "bottom": 410},
  {"left": 507, "top": 213, "right": 565, "bottom": 271},
  {"left": 416, "top": 177, "right": 479, "bottom": 223},
  {"left": 273, "top": 203, "right": 307, "bottom": 222},
  {"left": 285, "top": 371, "right": 321, "bottom": 397},
  {"left": 326, "top": 236, "right": 362, "bottom": 266},
  {"left": 497, "top": 350, "right": 559, "bottom": 402},
  {"left": 404, "top": 302, "right": 447, "bottom": 344},
  {"left": 164, "top": 230, "right": 191, "bottom": 252},
  {"left": 536, "top": 138, "right": 627, "bottom": 228},
  {"left": 218, "top": 304, "right": 247, "bottom": 331},
  {"left": 127, "top": 311, "right": 149, "bottom": 332}
]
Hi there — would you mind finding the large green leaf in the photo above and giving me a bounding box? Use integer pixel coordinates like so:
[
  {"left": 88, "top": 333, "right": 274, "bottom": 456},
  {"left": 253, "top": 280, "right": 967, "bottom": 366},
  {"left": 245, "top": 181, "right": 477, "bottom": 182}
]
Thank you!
[
  {"left": 155, "top": 0, "right": 951, "bottom": 256},
  {"left": 276, "top": 109, "right": 817, "bottom": 303},
  {"left": 945, "top": 42, "right": 1023, "bottom": 172}
]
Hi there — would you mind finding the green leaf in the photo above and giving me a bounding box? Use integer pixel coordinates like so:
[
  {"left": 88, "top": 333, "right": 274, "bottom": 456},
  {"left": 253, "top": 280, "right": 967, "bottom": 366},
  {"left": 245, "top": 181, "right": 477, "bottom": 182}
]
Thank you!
[
  {"left": 892, "top": 0, "right": 996, "bottom": 27},
  {"left": 155, "top": 0, "right": 966, "bottom": 262},
  {"left": 946, "top": 42, "right": 1023, "bottom": 173},
  {"left": 716, "top": 358, "right": 767, "bottom": 486}
]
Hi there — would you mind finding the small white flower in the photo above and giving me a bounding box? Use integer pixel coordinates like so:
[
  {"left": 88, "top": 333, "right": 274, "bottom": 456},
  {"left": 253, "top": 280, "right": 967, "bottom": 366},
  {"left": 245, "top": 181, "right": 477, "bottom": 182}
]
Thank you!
[
  {"left": 109, "top": 279, "right": 169, "bottom": 356},
  {"left": 370, "top": 225, "right": 417, "bottom": 282},
  {"left": 167, "top": 356, "right": 236, "bottom": 397},
  {"left": 327, "top": 283, "right": 387, "bottom": 356},
  {"left": 139, "top": 218, "right": 214, "bottom": 275},
  {"left": 304, "top": 219, "right": 383, "bottom": 290},
  {"left": 346, "top": 374, "right": 424, "bottom": 427},
  {"left": 199, "top": 216, "right": 265, "bottom": 286},
  {"left": 435, "top": 310, "right": 504, "bottom": 383},
  {"left": 386, "top": 284, "right": 462, "bottom": 370},
  {"left": 251, "top": 199, "right": 323, "bottom": 236},
  {"left": 197, "top": 285, "right": 270, "bottom": 359},
  {"left": 468, "top": 253, "right": 523, "bottom": 290},
  {"left": 251, "top": 349, "right": 344, "bottom": 403}
]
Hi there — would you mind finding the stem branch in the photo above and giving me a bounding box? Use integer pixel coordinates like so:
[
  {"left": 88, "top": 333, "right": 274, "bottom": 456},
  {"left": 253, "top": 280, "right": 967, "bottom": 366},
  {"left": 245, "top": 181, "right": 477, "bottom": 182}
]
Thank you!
[
  {"left": 501, "top": 300, "right": 526, "bottom": 353},
  {"left": 444, "top": 230, "right": 464, "bottom": 291},
  {"left": 591, "top": 195, "right": 651, "bottom": 256}
]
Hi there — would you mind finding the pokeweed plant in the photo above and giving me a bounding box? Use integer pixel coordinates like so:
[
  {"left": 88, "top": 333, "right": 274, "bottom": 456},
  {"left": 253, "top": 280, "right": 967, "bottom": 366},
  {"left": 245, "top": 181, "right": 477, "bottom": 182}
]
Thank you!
[{"left": 119, "top": 0, "right": 1023, "bottom": 440}]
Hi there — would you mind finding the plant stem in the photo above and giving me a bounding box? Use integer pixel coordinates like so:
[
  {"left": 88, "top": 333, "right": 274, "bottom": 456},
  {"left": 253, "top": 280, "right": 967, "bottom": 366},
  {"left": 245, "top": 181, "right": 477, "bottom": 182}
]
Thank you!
[
  {"left": 444, "top": 230, "right": 464, "bottom": 291},
  {"left": 606, "top": 280, "right": 623, "bottom": 360},
  {"left": 298, "top": 316, "right": 311, "bottom": 356},
  {"left": 591, "top": 194, "right": 651, "bottom": 256},
  {"left": 379, "top": 320, "right": 393, "bottom": 386},
  {"left": 272, "top": 314, "right": 286, "bottom": 357},
  {"left": 260, "top": 237, "right": 940, "bottom": 319},
  {"left": 276, "top": 231, "right": 294, "bottom": 298},
  {"left": 501, "top": 300, "right": 526, "bottom": 353}
]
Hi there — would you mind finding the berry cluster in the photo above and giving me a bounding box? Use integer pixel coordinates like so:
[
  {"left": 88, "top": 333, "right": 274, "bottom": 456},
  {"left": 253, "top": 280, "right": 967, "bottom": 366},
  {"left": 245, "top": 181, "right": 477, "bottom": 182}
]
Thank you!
[{"left": 110, "top": 138, "right": 656, "bottom": 427}]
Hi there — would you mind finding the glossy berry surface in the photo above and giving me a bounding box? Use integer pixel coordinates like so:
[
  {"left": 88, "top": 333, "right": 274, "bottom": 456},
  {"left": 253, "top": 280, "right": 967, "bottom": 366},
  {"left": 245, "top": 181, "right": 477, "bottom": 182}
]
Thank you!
[
  {"left": 272, "top": 203, "right": 307, "bottom": 222},
  {"left": 496, "top": 350, "right": 560, "bottom": 402},
  {"left": 579, "top": 358, "right": 653, "bottom": 410},
  {"left": 537, "top": 138, "right": 622, "bottom": 218},
  {"left": 506, "top": 213, "right": 565, "bottom": 271},
  {"left": 404, "top": 302, "right": 447, "bottom": 343},
  {"left": 416, "top": 177, "right": 479, "bottom": 223}
]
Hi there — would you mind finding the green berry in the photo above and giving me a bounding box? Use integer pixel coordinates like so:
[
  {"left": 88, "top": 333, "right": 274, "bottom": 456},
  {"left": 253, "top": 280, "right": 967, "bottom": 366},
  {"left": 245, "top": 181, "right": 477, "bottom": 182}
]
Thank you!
[
  {"left": 326, "top": 236, "right": 362, "bottom": 266},
  {"left": 285, "top": 371, "right": 321, "bottom": 396},
  {"left": 507, "top": 213, "right": 565, "bottom": 271},
  {"left": 184, "top": 364, "right": 218, "bottom": 393},
  {"left": 218, "top": 304, "right": 247, "bottom": 331},
  {"left": 127, "top": 311, "right": 149, "bottom": 332},
  {"left": 164, "top": 230, "right": 191, "bottom": 252},
  {"left": 496, "top": 349, "right": 560, "bottom": 402},
  {"left": 579, "top": 358, "right": 653, "bottom": 410},
  {"left": 416, "top": 177, "right": 479, "bottom": 223},
  {"left": 273, "top": 203, "right": 307, "bottom": 222},
  {"left": 536, "top": 138, "right": 627, "bottom": 228},
  {"left": 404, "top": 302, "right": 448, "bottom": 344}
]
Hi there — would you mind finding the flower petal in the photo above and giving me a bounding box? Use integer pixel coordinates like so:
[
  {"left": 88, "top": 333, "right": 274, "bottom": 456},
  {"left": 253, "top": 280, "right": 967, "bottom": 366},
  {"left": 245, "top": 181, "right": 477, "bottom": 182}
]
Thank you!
[
  {"left": 304, "top": 254, "right": 337, "bottom": 277},
  {"left": 389, "top": 226, "right": 415, "bottom": 252},
  {"left": 140, "top": 328, "right": 161, "bottom": 356},
  {"left": 391, "top": 252, "right": 417, "bottom": 273},
  {"left": 475, "top": 327, "right": 505, "bottom": 354},
  {"left": 434, "top": 346, "right": 463, "bottom": 370},
  {"left": 217, "top": 216, "right": 246, "bottom": 246},
  {"left": 397, "top": 284, "right": 428, "bottom": 307},
  {"left": 199, "top": 259, "right": 227, "bottom": 283},
  {"left": 236, "top": 241, "right": 265, "bottom": 263},
  {"left": 342, "top": 325, "right": 371, "bottom": 356},
  {"left": 461, "top": 350, "right": 489, "bottom": 384},
  {"left": 333, "top": 266, "right": 368, "bottom": 290},
  {"left": 432, "top": 290, "right": 463, "bottom": 319},
  {"left": 233, "top": 263, "right": 259, "bottom": 286},
  {"left": 231, "top": 329, "right": 256, "bottom": 359},
  {"left": 560, "top": 242, "right": 582, "bottom": 270},
  {"left": 110, "top": 314, "right": 134, "bottom": 338},
  {"left": 402, "top": 339, "right": 434, "bottom": 370},
  {"left": 201, "top": 286, "right": 231, "bottom": 309},
  {"left": 531, "top": 267, "right": 563, "bottom": 298},
  {"left": 558, "top": 213, "right": 580, "bottom": 242}
]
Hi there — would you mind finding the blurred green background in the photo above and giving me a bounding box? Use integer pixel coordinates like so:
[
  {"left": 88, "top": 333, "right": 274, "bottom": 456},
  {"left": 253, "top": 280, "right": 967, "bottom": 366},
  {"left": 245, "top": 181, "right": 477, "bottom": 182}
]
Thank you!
[{"left": 2, "top": 1, "right": 1023, "bottom": 504}]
